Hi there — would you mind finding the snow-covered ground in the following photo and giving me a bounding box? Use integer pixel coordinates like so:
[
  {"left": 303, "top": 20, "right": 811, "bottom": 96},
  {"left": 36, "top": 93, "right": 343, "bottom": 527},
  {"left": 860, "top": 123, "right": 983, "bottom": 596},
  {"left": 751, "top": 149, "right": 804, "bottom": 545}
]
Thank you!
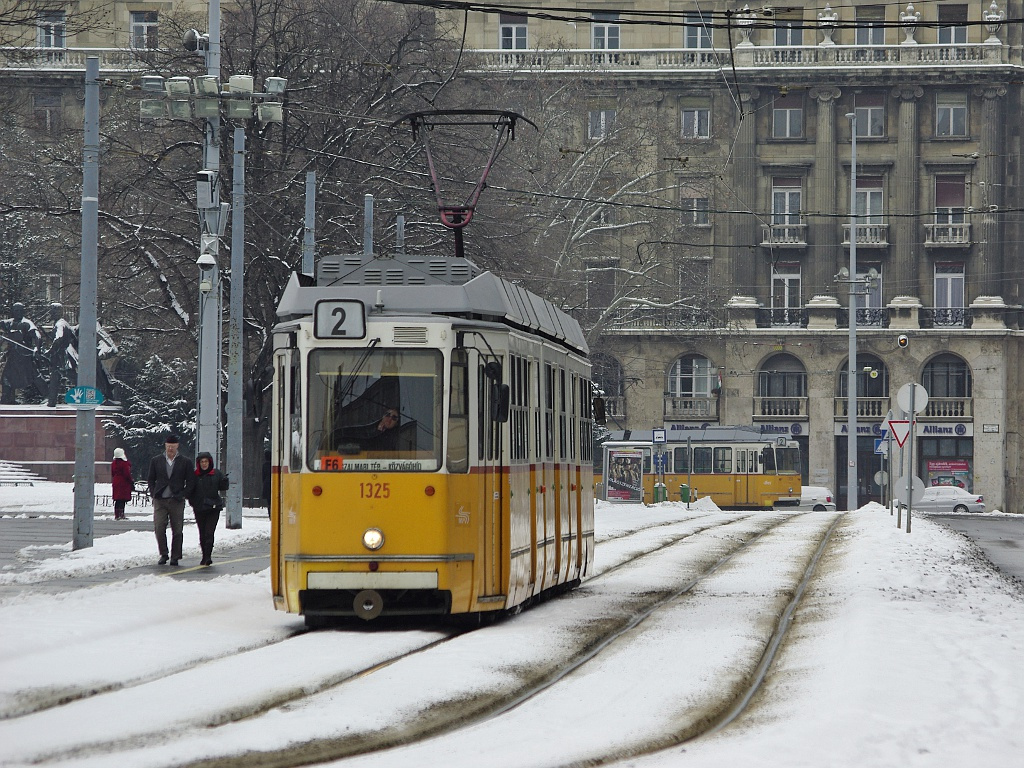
[{"left": 0, "top": 483, "right": 1022, "bottom": 767}]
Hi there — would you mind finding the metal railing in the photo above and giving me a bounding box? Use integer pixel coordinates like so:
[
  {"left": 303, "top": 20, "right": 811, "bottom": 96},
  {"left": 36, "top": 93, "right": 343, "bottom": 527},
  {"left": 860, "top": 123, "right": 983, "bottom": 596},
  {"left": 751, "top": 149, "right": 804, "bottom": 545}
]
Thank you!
[
  {"left": 755, "top": 308, "right": 808, "bottom": 328},
  {"left": 838, "top": 307, "right": 891, "bottom": 328},
  {"left": 920, "top": 308, "right": 972, "bottom": 328}
]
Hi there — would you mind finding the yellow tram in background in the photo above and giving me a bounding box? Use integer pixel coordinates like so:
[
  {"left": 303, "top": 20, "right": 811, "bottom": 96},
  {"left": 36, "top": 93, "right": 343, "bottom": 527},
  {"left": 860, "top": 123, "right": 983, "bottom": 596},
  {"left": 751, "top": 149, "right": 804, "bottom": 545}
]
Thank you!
[
  {"left": 598, "top": 427, "right": 802, "bottom": 509},
  {"left": 270, "top": 253, "right": 594, "bottom": 626}
]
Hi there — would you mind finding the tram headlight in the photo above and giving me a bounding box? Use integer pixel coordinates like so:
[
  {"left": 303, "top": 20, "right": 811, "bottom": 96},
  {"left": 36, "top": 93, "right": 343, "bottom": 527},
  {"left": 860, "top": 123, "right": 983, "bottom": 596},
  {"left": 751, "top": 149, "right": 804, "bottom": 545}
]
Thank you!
[{"left": 362, "top": 528, "right": 385, "bottom": 551}]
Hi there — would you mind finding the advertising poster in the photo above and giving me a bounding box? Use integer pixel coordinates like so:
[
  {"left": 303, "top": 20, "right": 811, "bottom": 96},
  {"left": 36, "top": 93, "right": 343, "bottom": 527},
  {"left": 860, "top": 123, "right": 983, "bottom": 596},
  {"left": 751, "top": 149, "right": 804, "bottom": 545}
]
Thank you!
[
  {"left": 925, "top": 459, "right": 972, "bottom": 492},
  {"left": 607, "top": 450, "right": 644, "bottom": 503}
]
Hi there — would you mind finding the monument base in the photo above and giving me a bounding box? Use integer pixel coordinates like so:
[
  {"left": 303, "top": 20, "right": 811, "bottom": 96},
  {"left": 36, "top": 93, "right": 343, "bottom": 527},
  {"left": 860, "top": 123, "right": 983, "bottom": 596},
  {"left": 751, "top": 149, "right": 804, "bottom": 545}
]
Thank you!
[{"left": 0, "top": 404, "right": 118, "bottom": 483}]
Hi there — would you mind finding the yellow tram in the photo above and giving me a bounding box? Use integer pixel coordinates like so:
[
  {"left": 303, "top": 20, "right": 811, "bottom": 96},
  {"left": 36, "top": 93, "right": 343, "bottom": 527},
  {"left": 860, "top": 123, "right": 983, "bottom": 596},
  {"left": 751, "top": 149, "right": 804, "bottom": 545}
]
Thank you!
[
  {"left": 270, "top": 253, "right": 594, "bottom": 626},
  {"left": 598, "top": 427, "right": 802, "bottom": 509}
]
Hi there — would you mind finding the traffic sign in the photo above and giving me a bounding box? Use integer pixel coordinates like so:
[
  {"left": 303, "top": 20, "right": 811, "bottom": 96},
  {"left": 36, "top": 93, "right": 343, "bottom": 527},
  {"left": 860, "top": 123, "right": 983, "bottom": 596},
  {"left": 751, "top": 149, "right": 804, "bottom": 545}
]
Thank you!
[
  {"left": 64, "top": 386, "right": 105, "bottom": 406},
  {"left": 874, "top": 438, "right": 889, "bottom": 456},
  {"left": 894, "top": 475, "right": 925, "bottom": 506},
  {"left": 896, "top": 382, "right": 928, "bottom": 414},
  {"left": 887, "top": 419, "right": 911, "bottom": 447}
]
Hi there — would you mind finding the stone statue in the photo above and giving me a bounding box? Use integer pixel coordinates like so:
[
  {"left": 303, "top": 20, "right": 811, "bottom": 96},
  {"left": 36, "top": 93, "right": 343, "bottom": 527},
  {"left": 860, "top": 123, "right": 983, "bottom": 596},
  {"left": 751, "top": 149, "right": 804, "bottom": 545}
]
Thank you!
[{"left": 0, "top": 302, "right": 45, "bottom": 404}]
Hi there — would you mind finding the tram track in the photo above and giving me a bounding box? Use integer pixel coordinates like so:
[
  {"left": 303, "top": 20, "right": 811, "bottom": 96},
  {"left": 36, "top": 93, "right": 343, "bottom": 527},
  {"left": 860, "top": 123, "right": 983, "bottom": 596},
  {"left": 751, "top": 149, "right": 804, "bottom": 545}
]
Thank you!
[{"left": 0, "top": 511, "right": 773, "bottom": 767}]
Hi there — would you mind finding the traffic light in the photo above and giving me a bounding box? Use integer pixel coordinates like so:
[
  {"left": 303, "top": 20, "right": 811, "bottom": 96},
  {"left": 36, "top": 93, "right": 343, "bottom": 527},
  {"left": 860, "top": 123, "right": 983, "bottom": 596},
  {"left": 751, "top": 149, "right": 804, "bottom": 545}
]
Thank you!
[{"left": 897, "top": 334, "right": 909, "bottom": 349}]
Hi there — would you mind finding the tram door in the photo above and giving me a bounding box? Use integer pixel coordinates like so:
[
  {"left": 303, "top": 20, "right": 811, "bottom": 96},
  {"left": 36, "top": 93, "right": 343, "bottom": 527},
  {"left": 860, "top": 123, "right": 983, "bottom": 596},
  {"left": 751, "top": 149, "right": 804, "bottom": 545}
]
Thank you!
[
  {"left": 270, "top": 349, "right": 293, "bottom": 601},
  {"left": 479, "top": 361, "right": 504, "bottom": 597}
]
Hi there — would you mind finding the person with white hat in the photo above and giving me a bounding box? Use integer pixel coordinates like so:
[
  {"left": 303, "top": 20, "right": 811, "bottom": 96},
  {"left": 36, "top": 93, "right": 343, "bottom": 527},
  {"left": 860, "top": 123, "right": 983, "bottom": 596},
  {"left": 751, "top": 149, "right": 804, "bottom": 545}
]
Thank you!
[{"left": 110, "top": 448, "right": 133, "bottom": 520}]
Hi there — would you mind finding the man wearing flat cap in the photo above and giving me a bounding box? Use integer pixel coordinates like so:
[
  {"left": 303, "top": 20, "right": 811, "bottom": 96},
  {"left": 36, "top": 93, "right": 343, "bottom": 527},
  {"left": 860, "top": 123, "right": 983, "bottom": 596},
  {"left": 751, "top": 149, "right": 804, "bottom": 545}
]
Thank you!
[{"left": 147, "top": 433, "right": 193, "bottom": 566}]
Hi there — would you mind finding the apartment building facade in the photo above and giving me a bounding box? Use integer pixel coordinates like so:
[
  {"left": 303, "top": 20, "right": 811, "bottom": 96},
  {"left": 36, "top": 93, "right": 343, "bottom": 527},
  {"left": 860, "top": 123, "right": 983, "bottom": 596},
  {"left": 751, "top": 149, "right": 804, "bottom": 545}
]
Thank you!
[{"left": 453, "top": 1, "right": 1024, "bottom": 510}]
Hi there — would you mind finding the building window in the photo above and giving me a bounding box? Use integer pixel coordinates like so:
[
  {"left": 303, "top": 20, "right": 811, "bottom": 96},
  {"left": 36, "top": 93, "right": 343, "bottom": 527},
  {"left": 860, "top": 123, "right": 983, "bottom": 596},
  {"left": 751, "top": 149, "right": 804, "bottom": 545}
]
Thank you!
[
  {"left": 936, "top": 94, "right": 967, "bottom": 137},
  {"left": 935, "top": 175, "right": 966, "bottom": 222},
  {"left": 774, "top": 18, "right": 803, "bottom": 46},
  {"left": 772, "top": 178, "right": 802, "bottom": 227},
  {"left": 679, "top": 182, "right": 710, "bottom": 226},
  {"left": 856, "top": 176, "right": 884, "bottom": 223},
  {"left": 588, "top": 109, "right": 616, "bottom": 140},
  {"left": 855, "top": 265, "right": 884, "bottom": 316},
  {"left": 37, "top": 11, "right": 66, "bottom": 48},
  {"left": 130, "top": 11, "right": 159, "bottom": 49},
  {"left": 499, "top": 13, "right": 527, "bottom": 49},
  {"left": 41, "top": 273, "right": 62, "bottom": 303},
  {"left": 684, "top": 12, "right": 712, "bottom": 49},
  {"left": 771, "top": 264, "right": 802, "bottom": 322},
  {"left": 923, "top": 354, "right": 972, "bottom": 398},
  {"left": 934, "top": 263, "right": 965, "bottom": 309},
  {"left": 681, "top": 107, "right": 711, "bottom": 139},
  {"left": 938, "top": 4, "right": 968, "bottom": 44},
  {"left": 855, "top": 96, "right": 886, "bottom": 137},
  {"left": 772, "top": 94, "right": 803, "bottom": 138},
  {"left": 33, "top": 93, "right": 62, "bottom": 134},
  {"left": 592, "top": 13, "right": 620, "bottom": 49},
  {"left": 667, "top": 354, "right": 715, "bottom": 398},
  {"left": 855, "top": 6, "right": 885, "bottom": 46}
]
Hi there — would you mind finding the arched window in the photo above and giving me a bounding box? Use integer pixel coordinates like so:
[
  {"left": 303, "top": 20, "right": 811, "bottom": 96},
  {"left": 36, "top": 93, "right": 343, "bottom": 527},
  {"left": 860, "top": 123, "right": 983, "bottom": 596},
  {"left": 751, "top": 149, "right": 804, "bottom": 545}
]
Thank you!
[
  {"left": 837, "top": 354, "right": 888, "bottom": 399},
  {"left": 923, "top": 354, "right": 972, "bottom": 397},
  {"left": 757, "top": 354, "right": 807, "bottom": 397},
  {"left": 667, "top": 354, "right": 715, "bottom": 397}
]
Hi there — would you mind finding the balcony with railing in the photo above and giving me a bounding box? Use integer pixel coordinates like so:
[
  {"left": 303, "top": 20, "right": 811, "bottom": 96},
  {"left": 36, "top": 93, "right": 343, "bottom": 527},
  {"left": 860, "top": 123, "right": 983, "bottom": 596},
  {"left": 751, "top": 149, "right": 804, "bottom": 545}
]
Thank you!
[
  {"left": 755, "top": 308, "right": 808, "bottom": 328},
  {"left": 665, "top": 395, "right": 719, "bottom": 421},
  {"left": 0, "top": 46, "right": 155, "bottom": 73},
  {"left": 833, "top": 397, "right": 890, "bottom": 419},
  {"left": 837, "top": 307, "right": 891, "bottom": 328},
  {"left": 920, "top": 308, "right": 973, "bottom": 328},
  {"left": 842, "top": 223, "right": 889, "bottom": 248},
  {"left": 760, "top": 222, "right": 807, "bottom": 248},
  {"left": 468, "top": 42, "right": 1007, "bottom": 74},
  {"left": 753, "top": 397, "right": 809, "bottom": 420},
  {"left": 922, "top": 397, "right": 973, "bottom": 419},
  {"left": 924, "top": 222, "right": 971, "bottom": 247},
  {"left": 603, "top": 396, "right": 627, "bottom": 420},
  {"left": 600, "top": 305, "right": 726, "bottom": 331}
]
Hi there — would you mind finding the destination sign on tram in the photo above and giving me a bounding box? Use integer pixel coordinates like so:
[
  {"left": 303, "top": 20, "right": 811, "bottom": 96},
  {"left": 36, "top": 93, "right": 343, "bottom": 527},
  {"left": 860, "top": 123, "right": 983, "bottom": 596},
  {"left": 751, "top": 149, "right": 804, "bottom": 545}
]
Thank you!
[{"left": 314, "top": 299, "right": 366, "bottom": 339}]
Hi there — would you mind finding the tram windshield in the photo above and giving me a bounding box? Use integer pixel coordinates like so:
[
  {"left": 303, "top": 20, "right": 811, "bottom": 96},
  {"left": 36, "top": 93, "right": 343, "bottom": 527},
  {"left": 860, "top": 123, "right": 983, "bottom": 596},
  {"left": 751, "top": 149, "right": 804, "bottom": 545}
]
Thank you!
[
  {"left": 776, "top": 444, "right": 801, "bottom": 473},
  {"left": 308, "top": 348, "right": 444, "bottom": 471}
]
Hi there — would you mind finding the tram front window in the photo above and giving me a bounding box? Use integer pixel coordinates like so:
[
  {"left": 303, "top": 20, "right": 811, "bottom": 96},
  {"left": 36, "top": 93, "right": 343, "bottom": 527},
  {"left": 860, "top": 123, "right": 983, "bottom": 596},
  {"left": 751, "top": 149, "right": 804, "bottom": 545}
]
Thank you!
[
  {"left": 308, "top": 348, "right": 444, "bottom": 471},
  {"left": 777, "top": 445, "right": 801, "bottom": 473}
]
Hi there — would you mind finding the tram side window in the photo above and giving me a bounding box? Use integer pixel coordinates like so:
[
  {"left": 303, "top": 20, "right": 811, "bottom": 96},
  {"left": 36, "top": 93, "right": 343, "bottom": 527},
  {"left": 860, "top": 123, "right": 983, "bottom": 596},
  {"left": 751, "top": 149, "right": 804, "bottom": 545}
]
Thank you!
[
  {"left": 713, "top": 447, "right": 732, "bottom": 473},
  {"left": 447, "top": 349, "right": 469, "bottom": 473},
  {"left": 761, "top": 446, "right": 777, "bottom": 473},
  {"left": 558, "top": 367, "right": 567, "bottom": 460},
  {"left": 544, "top": 363, "right": 554, "bottom": 460},
  {"left": 673, "top": 446, "right": 690, "bottom": 473},
  {"left": 693, "top": 447, "right": 712, "bottom": 473},
  {"left": 290, "top": 357, "right": 303, "bottom": 472},
  {"left": 737, "top": 450, "right": 747, "bottom": 473}
]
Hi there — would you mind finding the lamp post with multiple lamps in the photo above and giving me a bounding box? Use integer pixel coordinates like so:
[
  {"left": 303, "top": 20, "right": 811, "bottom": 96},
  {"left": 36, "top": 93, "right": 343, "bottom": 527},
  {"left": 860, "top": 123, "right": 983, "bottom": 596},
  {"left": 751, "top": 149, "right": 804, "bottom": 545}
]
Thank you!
[{"left": 140, "top": 57, "right": 285, "bottom": 528}]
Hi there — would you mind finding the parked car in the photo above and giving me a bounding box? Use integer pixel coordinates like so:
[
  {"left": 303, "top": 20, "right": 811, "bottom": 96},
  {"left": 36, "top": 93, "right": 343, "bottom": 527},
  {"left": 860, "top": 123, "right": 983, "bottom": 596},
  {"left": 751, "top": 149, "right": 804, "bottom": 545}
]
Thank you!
[
  {"left": 903, "top": 486, "right": 985, "bottom": 514},
  {"left": 792, "top": 486, "right": 837, "bottom": 512}
]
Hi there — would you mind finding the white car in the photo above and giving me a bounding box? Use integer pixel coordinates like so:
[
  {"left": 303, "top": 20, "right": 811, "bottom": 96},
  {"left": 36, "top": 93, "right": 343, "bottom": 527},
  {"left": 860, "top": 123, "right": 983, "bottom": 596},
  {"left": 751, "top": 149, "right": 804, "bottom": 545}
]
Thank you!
[
  {"left": 904, "top": 485, "right": 985, "bottom": 514},
  {"left": 794, "top": 486, "right": 837, "bottom": 512}
]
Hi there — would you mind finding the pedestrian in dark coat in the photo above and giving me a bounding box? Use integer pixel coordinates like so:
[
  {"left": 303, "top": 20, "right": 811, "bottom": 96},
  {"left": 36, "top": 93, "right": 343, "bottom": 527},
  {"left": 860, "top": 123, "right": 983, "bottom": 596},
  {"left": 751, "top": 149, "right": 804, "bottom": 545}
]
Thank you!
[
  {"left": 110, "top": 448, "right": 133, "bottom": 520},
  {"left": 188, "top": 451, "right": 229, "bottom": 566},
  {"left": 147, "top": 433, "right": 193, "bottom": 566}
]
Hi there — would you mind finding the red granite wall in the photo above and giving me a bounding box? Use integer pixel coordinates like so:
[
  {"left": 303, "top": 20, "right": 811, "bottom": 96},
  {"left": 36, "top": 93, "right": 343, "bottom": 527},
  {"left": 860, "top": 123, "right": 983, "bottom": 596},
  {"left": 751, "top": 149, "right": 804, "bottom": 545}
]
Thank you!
[{"left": 0, "top": 406, "right": 117, "bottom": 482}]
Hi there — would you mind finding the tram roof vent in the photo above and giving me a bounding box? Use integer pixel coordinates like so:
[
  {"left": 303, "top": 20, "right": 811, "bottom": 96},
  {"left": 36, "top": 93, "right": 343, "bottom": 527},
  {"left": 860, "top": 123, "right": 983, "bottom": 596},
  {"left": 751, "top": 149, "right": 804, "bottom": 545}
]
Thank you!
[{"left": 317, "top": 253, "right": 483, "bottom": 287}]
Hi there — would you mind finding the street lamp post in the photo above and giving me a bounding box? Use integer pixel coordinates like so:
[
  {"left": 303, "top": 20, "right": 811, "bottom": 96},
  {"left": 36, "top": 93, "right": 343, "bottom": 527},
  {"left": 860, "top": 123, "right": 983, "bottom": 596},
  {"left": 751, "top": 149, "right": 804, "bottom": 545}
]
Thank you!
[
  {"left": 847, "top": 111, "right": 858, "bottom": 512},
  {"left": 141, "top": 67, "right": 285, "bottom": 526}
]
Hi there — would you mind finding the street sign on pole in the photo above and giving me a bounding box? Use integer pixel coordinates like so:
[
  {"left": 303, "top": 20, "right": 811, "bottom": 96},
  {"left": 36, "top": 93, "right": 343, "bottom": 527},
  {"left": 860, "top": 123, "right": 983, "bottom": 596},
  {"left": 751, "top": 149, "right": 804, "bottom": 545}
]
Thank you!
[
  {"left": 65, "top": 385, "right": 104, "bottom": 407},
  {"left": 897, "top": 382, "right": 928, "bottom": 414},
  {"left": 887, "top": 419, "right": 911, "bottom": 447},
  {"left": 874, "top": 438, "right": 889, "bottom": 456}
]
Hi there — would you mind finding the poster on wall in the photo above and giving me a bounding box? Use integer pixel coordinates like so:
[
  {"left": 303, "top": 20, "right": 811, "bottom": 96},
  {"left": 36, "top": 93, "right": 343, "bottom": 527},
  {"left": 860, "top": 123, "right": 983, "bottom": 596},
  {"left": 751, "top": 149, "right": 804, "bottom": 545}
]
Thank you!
[
  {"left": 606, "top": 450, "right": 644, "bottom": 503},
  {"left": 925, "top": 459, "right": 972, "bottom": 493}
]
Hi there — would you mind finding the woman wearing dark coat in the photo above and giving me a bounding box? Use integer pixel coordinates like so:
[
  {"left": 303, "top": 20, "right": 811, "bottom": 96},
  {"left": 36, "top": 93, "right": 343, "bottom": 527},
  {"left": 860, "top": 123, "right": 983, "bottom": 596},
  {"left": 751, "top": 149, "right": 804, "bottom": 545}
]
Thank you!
[
  {"left": 187, "top": 451, "right": 229, "bottom": 566},
  {"left": 110, "top": 448, "right": 133, "bottom": 520}
]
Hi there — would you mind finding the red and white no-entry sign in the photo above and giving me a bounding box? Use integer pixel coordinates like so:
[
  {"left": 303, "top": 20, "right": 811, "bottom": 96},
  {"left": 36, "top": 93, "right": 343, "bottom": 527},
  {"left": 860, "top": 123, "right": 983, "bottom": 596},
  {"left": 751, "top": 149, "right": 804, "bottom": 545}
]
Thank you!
[{"left": 887, "top": 419, "right": 912, "bottom": 447}]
